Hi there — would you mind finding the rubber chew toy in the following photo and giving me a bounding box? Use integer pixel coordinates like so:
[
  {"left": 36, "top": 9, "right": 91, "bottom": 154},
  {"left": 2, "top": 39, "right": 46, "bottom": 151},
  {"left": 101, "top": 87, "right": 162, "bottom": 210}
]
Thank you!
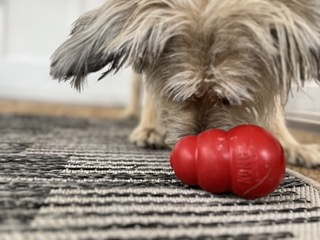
[{"left": 170, "top": 125, "right": 286, "bottom": 199}]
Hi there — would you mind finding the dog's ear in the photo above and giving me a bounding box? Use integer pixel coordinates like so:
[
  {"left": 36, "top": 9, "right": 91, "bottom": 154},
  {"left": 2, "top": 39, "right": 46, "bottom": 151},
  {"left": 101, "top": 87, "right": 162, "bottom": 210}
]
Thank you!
[
  {"left": 268, "top": 4, "right": 320, "bottom": 94},
  {"left": 50, "top": 0, "right": 177, "bottom": 90}
]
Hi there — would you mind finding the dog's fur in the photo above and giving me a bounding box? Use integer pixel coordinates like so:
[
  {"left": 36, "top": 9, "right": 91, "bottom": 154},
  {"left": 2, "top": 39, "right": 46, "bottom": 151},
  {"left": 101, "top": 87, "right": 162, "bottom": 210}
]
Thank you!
[{"left": 51, "top": 0, "right": 320, "bottom": 167}]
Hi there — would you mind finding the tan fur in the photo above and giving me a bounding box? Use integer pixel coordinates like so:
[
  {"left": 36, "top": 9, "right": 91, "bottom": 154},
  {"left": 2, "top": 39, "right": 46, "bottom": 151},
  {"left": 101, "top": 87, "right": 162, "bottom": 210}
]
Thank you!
[
  {"left": 51, "top": 0, "right": 320, "bottom": 167},
  {"left": 120, "top": 72, "right": 142, "bottom": 119}
]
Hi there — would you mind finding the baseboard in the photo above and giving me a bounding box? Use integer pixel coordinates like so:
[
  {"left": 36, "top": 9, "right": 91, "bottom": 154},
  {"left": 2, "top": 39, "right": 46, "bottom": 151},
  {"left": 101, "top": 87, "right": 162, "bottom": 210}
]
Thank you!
[{"left": 286, "top": 111, "right": 320, "bottom": 133}]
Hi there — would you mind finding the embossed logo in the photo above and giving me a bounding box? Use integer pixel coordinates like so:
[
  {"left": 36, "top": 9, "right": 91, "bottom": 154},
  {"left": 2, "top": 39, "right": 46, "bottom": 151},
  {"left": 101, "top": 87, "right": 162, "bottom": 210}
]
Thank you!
[{"left": 236, "top": 152, "right": 252, "bottom": 184}]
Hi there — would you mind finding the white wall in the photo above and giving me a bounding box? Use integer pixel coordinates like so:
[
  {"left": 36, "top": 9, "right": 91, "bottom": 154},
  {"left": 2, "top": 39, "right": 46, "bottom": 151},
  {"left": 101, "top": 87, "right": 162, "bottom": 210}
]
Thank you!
[
  {"left": 0, "top": 0, "right": 319, "bottom": 122},
  {"left": 0, "top": 0, "right": 131, "bottom": 107}
]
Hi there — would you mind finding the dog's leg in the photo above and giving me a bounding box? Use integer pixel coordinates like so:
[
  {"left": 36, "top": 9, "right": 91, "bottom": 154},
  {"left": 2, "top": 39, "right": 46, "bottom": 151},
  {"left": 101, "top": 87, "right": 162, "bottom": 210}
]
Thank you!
[
  {"left": 129, "top": 87, "right": 166, "bottom": 149},
  {"left": 272, "top": 103, "right": 320, "bottom": 168},
  {"left": 121, "top": 71, "right": 142, "bottom": 119}
]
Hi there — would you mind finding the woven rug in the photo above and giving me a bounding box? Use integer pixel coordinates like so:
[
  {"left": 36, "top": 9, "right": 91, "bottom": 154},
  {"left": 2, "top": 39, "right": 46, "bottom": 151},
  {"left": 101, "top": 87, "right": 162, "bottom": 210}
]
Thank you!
[{"left": 1, "top": 114, "right": 320, "bottom": 240}]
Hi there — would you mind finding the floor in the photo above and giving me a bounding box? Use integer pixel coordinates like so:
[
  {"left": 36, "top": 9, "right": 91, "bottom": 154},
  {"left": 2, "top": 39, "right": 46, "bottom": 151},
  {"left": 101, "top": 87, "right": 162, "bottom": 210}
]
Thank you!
[{"left": 1, "top": 99, "right": 320, "bottom": 183}]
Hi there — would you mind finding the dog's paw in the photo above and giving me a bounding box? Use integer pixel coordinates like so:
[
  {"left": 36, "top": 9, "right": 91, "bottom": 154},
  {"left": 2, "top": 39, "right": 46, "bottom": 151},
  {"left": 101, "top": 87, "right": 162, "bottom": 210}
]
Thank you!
[
  {"left": 286, "top": 144, "right": 320, "bottom": 168},
  {"left": 129, "top": 126, "right": 166, "bottom": 149}
]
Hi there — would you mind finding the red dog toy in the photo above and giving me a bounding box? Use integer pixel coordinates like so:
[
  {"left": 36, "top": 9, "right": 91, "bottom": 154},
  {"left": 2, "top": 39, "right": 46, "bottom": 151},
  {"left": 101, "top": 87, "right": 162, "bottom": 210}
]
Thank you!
[{"left": 170, "top": 125, "right": 286, "bottom": 199}]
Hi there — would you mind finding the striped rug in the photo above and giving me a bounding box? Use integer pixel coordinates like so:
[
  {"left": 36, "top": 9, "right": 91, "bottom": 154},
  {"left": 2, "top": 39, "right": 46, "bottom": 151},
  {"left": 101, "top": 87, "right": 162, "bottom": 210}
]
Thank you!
[{"left": 1, "top": 114, "right": 320, "bottom": 240}]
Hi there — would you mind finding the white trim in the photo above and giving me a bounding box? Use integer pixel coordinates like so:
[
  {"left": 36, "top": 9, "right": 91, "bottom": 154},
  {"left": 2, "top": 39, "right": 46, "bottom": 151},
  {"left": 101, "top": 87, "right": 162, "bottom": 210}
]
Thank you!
[{"left": 286, "top": 111, "right": 320, "bottom": 124}]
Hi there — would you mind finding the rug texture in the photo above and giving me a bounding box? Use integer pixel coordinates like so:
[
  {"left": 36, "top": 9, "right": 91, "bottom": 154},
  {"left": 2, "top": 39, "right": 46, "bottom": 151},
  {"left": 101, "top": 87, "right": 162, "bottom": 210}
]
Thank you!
[{"left": 1, "top": 114, "right": 320, "bottom": 240}]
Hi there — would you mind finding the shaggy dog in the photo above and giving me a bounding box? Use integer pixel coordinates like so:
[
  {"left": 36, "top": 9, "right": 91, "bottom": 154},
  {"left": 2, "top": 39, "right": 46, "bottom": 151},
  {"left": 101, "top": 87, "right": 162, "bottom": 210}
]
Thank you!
[{"left": 51, "top": 0, "right": 320, "bottom": 167}]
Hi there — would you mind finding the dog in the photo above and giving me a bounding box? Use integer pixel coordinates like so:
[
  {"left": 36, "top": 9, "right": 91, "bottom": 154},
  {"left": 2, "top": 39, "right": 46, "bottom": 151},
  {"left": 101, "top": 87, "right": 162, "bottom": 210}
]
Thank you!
[{"left": 50, "top": 0, "right": 320, "bottom": 167}]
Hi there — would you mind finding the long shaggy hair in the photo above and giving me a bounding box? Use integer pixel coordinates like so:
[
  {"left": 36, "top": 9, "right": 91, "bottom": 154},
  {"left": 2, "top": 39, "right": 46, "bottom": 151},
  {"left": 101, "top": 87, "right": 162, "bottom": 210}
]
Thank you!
[{"left": 51, "top": 0, "right": 320, "bottom": 167}]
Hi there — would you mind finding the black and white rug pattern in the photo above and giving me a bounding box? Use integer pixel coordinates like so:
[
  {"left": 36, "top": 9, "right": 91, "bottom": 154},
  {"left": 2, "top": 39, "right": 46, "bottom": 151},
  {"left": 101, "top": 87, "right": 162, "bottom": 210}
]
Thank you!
[{"left": 1, "top": 114, "right": 320, "bottom": 240}]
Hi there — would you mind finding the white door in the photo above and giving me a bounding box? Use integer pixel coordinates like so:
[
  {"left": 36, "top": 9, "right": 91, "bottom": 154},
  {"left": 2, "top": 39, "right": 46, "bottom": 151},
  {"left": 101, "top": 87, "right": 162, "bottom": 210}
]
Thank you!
[{"left": 0, "top": 0, "right": 131, "bottom": 106}]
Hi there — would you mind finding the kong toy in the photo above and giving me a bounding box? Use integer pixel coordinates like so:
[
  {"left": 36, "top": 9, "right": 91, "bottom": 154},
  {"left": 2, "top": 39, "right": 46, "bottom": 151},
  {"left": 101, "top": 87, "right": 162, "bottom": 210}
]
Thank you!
[{"left": 170, "top": 125, "right": 286, "bottom": 199}]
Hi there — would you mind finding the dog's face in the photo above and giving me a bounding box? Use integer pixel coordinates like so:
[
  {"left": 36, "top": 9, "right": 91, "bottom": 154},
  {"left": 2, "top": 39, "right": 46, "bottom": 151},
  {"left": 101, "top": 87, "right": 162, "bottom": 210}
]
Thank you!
[
  {"left": 146, "top": 30, "right": 268, "bottom": 146},
  {"left": 50, "top": 0, "right": 320, "bottom": 146}
]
